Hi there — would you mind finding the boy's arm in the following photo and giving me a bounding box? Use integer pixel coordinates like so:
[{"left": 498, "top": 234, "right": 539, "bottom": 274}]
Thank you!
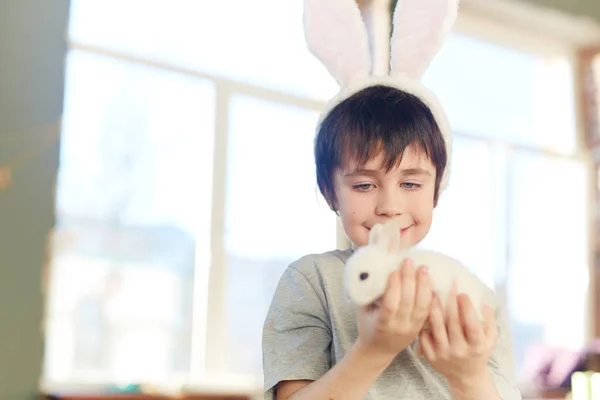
[
  {"left": 265, "top": 260, "right": 432, "bottom": 400},
  {"left": 449, "top": 293, "right": 521, "bottom": 400},
  {"left": 461, "top": 294, "right": 520, "bottom": 400},
  {"left": 444, "top": 311, "right": 521, "bottom": 400},
  {"left": 276, "top": 264, "right": 433, "bottom": 400},
  {"left": 263, "top": 263, "right": 339, "bottom": 400},
  {"left": 447, "top": 368, "right": 502, "bottom": 400},
  {"left": 276, "top": 341, "right": 394, "bottom": 400}
]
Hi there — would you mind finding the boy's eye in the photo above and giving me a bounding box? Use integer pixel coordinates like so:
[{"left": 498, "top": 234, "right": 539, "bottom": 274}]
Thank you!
[
  {"left": 401, "top": 182, "right": 422, "bottom": 190},
  {"left": 353, "top": 183, "right": 374, "bottom": 192}
]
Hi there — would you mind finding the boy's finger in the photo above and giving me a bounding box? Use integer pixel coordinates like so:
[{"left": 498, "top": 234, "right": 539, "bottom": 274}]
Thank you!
[
  {"left": 428, "top": 294, "right": 449, "bottom": 351},
  {"left": 482, "top": 304, "right": 498, "bottom": 341},
  {"left": 380, "top": 270, "right": 402, "bottom": 321},
  {"left": 458, "top": 294, "right": 484, "bottom": 345},
  {"left": 419, "top": 330, "right": 436, "bottom": 362},
  {"left": 445, "top": 281, "right": 464, "bottom": 345},
  {"left": 413, "top": 266, "right": 432, "bottom": 321},
  {"left": 398, "top": 259, "right": 416, "bottom": 318}
]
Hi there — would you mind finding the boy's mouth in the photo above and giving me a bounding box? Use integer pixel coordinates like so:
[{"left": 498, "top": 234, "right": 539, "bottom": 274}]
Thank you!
[
  {"left": 400, "top": 225, "right": 413, "bottom": 236},
  {"left": 366, "top": 224, "right": 413, "bottom": 236}
]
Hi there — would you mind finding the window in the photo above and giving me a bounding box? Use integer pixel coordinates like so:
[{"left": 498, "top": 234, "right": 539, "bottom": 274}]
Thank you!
[
  {"left": 45, "top": 49, "right": 216, "bottom": 385},
  {"left": 223, "top": 95, "right": 336, "bottom": 377},
  {"left": 507, "top": 151, "right": 589, "bottom": 374},
  {"left": 47, "top": 0, "right": 590, "bottom": 391},
  {"left": 421, "top": 33, "right": 589, "bottom": 381},
  {"left": 46, "top": 0, "right": 336, "bottom": 389},
  {"left": 423, "top": 34, "right": 577, "bottom": 153},
  {"left": 68, "top": 0, "right": 338, "bottom": 101}
]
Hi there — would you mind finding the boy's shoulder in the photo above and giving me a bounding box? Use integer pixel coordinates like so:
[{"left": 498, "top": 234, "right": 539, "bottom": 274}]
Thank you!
[
  {"left": 285, "top": 248, "right": 356, "bottom": 294},
  {"left": 269, "top": 248, "right": 354, "bottom": 310},
  {"left": 287, "top": 248, "right": 354, "bottom": 277}
]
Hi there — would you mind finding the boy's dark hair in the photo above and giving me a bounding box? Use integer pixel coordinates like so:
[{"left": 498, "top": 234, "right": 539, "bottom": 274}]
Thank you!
[{"left": 315, "top": 85, "right": 447, "bottom": 210}]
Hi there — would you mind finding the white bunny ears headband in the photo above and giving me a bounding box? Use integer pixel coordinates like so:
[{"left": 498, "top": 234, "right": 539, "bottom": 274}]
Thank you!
[{"left": 304, "top": 0, "right": 459, "bottom": 192}]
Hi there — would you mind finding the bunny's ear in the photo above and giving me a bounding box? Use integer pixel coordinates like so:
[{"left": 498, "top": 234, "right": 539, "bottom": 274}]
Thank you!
[
  {"left": 381, "top": 220, "right": 402, "bottom": 252},
  {"left": 368, "top": 224, "right": 384, "bottom": 247},
  {"left": 389, "top": 0, "right": 459, "bottom": 80},
  {"left": 304, "top": 0, "right": 372, "bottom": 87}
]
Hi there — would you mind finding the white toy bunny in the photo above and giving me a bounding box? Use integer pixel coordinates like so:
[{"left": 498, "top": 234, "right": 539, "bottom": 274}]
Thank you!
[{"left": 344, "top": 219, "right": 490, "bottom": 320}]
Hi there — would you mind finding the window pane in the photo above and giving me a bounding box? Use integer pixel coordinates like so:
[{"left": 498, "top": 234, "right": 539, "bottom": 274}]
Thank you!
[
  {"left": 224, "top": 95, "right": 337, "bottom": 377},
  {"left": 423, "top": 34, "right": 576, "bottom": 152},
  {"left": 56, "top": 51, "right": 215, "bottom": 230},
  {"left": 45, "top": 50, "right": 215, "bottom": 385},
  {"left": 68, "top": 0, "right": 338, "bottom": 101},
  {"left": 507, "top": 151, "right": 589, "bottom": 377}
]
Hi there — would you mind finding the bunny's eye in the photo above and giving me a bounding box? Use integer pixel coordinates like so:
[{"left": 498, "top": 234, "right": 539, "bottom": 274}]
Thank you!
[{"left": 359, "top": 272, "right": 369, "bottom": 281}]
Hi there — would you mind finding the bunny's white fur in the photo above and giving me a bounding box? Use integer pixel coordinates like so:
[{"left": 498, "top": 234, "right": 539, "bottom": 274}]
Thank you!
[{"left": 344, "top": 220, "right": 489, "bottom": 320}]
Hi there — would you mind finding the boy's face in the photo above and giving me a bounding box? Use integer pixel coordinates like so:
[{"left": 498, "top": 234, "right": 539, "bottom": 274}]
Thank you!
[{"left": 333, "top": 145, "right": 436, "bottom": 248}]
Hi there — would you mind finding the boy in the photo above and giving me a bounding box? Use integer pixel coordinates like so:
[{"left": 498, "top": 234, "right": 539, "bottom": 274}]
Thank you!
[
  {"left": 262, "top": 86, "right": 520, "bottom": 400},
  {"left": 262, "top": 0, "right": 521, "bottom": 399}
]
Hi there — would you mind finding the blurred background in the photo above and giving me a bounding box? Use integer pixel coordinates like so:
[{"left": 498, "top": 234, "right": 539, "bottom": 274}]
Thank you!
[{"left": 2, "top": 0, "right": 600, "bottom": 399}]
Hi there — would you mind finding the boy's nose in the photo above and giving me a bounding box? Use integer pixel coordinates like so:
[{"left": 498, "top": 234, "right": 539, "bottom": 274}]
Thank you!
[{"left": 375, "top": 190, "right": 404, "bottom": 216}]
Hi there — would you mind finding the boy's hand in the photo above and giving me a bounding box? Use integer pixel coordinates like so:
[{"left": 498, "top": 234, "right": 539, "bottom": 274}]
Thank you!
[
  {"left": 355, "top": 258, "right": 432, "bottom": 363},
  {"left": 418, "top": 283, "right": 498, "bottom": 389}
]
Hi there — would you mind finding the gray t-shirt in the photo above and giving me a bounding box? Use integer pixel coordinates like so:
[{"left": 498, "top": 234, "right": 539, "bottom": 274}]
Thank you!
[{"left": 262, "top": 248, "right": 522, "bottom": 399}]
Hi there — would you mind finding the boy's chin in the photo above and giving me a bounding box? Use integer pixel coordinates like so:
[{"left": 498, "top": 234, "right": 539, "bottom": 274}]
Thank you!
[{"left": 346, "top": 230, "right": 370, "bottom": 248}]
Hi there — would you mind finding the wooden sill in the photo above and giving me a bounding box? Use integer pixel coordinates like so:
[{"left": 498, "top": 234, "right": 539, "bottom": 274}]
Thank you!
[{"left": 42, "top": 394, "right": 251, "bottom": 400}]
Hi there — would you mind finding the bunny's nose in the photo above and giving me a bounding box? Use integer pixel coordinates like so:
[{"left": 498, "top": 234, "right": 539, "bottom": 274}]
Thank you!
[{"left": 359, "top": 272, "right": 369, "bottom": 281}]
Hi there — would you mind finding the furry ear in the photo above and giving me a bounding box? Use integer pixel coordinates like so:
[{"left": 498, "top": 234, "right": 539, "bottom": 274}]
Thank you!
[
  {"left": 381, "top": 220, "right": 402, "bottom": 252},
  {"left": 304, "top": 0, "right": 372, "bottom": 86},
  {"left": 368, "top": 224, "right": 384, "bottom": 247},
  {"left": 389, "top": 0, "right": 459, "bottom": 80}
]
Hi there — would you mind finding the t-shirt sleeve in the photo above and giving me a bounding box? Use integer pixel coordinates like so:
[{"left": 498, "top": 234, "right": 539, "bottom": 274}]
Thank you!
[
  {"left": 262, "top": 261, "right": 332, "bottom": 399},
  {"left": 488, "top": 295, "right": 523, "bottom": 400}
]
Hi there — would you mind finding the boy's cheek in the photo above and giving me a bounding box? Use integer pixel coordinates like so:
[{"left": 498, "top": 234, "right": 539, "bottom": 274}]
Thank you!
[{"left": 340, "top": 195, "right": 374, "bottom": 217}]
